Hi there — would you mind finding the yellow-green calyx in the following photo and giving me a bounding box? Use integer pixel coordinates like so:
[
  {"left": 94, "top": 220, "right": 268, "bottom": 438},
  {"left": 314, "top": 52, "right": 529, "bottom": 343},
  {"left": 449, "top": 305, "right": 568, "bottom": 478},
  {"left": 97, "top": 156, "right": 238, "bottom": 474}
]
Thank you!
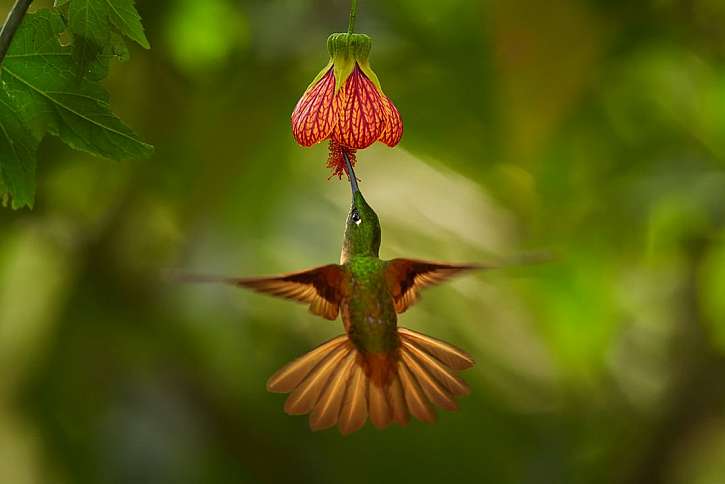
[
  {"left": 327, "top": 32, "right": 371, "bottom": 61},
  {"left": 306, "top": 33, "right": 382, "bottom": 94}
]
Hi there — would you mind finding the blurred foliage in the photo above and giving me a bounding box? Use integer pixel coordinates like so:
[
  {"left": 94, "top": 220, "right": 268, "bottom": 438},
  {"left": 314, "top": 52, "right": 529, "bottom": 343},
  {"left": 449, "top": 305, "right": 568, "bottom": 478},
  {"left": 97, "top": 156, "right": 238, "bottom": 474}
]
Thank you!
[
  {"left": 0, "top": 1, "right": 153, "bottom": 209},
  {"left": 1, "top": 0, "right": 725, "bottom": 483}
]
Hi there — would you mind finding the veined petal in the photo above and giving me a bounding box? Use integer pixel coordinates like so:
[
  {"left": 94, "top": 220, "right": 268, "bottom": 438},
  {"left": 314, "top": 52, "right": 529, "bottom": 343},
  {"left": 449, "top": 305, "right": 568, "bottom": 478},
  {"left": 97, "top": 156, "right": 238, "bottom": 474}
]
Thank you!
[
  {"left": 379, "top": 96, "right": 403, "bottom": 147},
  {"left": 291, "top": 68, "right": 338, "bottom": 147},
  {"left": 332, "top": 65, "right": 385, "bottom": 150}
]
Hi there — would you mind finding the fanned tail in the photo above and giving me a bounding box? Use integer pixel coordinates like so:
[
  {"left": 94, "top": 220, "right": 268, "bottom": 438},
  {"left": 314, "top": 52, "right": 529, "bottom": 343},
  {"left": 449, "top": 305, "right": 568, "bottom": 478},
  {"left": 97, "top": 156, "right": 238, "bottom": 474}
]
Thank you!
[{"left": 266, "top": 327, "right": 474, "bottom": 435}]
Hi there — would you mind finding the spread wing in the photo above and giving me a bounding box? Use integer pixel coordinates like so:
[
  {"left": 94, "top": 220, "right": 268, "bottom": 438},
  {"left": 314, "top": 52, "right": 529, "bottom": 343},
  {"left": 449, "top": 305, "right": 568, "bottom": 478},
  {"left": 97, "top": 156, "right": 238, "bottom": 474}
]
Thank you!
[
  {"left": 384, "top": 259, "right": 483, "bottom": 313},
  {"left": 171, "top": 265, "right": 346, "bottom": 320}
]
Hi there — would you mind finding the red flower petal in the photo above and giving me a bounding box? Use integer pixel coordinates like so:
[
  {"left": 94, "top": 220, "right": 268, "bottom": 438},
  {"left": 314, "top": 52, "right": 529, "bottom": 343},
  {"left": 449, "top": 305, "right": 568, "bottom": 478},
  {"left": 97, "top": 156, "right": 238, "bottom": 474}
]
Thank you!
[
  {"left": 291, "top": 68, "right": 338, "bottom": 147},
  {"left": 378, "top": 96, "right": 403, "bottom": 147},
  {"left": 332, "top": 65, "right": 386, "bottom": 150}
]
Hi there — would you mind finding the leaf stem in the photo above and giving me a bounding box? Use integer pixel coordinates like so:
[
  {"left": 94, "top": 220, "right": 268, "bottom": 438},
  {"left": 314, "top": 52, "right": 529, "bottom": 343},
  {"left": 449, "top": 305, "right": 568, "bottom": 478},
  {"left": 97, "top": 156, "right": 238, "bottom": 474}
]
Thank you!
[
  {"left": 0, "top": 0, "right": 33, "bottom": 65},
  {"left": 347, "top": 0, "right": 358, "bottom": 35}
]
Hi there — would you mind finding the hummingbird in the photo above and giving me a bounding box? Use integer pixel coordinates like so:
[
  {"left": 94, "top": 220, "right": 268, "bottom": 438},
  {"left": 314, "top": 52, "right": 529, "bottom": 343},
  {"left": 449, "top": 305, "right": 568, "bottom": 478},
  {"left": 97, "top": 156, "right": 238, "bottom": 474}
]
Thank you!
[{"left": 178, "top": 155, "right": 483, "bottom": 435}]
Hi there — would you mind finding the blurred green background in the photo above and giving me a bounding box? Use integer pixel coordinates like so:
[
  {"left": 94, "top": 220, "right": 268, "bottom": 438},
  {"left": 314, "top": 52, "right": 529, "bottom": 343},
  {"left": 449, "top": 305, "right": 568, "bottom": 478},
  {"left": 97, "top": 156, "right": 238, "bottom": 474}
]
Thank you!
[{"left": 2, "top": 0, "right": 725, "bottom": 482}]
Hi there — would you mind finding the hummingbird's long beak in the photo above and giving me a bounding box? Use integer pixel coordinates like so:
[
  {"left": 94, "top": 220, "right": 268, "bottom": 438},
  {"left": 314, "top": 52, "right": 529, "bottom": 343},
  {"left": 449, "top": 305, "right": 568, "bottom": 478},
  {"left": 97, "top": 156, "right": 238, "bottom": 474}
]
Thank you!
[{"left": 343, "top": 151, "right": 359, "bottom": 195}]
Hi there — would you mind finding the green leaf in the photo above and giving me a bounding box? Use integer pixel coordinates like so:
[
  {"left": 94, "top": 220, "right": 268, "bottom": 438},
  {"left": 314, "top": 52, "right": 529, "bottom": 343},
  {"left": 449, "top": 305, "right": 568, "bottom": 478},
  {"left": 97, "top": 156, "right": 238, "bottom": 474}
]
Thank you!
[
  {"left": 72, "top": 32, "right": 129, "bottom": 81},
  {"left": 0, "top": 10, "right": 153, "bottom": 163},
  {"left": 0, "top": 88, "right": 39, "bottom": 209},
  {"left": 67, "top": 0, "right": 150, "bottom": 49}
]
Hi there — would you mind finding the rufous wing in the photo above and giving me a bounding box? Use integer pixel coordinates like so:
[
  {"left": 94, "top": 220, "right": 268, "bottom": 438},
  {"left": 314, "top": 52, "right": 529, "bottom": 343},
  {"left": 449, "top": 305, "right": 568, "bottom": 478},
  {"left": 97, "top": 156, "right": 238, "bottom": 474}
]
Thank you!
[
  {"left": 171, "top": 264, "right": 346, "bottom": 320},
  {"left": 384, "top": 259, "right": 482, "bottom": 313}
]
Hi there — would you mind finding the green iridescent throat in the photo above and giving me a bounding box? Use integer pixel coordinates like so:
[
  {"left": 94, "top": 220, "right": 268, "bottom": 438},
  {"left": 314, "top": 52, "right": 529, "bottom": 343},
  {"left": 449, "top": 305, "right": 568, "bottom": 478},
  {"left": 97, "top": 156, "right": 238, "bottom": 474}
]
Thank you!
[{"left": 341, "top": 191, "right": 381, "bottom": 263}]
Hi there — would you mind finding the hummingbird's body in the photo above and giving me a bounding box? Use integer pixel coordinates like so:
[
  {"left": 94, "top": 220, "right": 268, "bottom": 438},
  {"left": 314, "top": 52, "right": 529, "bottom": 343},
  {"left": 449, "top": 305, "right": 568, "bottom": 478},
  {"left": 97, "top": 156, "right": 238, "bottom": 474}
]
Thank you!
[
  {"left": 338, "top": 194, "right": 398, "bottom": 360},
  {"left": 342, "top": 256, "right": 398, "bottom": 355},
  {"left": 181, "top": 164, "right": 480, "bottom": 434}
]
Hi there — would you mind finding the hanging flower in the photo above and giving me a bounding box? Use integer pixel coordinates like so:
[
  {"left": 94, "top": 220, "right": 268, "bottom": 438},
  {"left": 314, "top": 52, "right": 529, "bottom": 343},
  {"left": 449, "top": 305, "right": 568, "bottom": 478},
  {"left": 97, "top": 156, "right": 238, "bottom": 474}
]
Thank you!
[{"left": 291, "top": 33, "right": 403, "bottom": 175}]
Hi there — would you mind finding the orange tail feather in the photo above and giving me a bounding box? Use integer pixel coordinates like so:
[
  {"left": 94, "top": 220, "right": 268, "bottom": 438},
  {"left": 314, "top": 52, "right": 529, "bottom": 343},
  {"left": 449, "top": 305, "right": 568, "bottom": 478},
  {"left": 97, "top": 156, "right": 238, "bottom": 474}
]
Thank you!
[{"left": 266, "top": 327, "right": 475, "bottom": 434}]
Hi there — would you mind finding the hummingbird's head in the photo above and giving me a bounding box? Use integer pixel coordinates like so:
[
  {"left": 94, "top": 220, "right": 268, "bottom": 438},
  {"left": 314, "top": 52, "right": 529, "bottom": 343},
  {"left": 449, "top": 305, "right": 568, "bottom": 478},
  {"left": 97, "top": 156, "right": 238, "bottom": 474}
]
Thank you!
[
  {"left": 340, "top": 151, "right": 380, "bottom": 263},
  {"left": 342, "top": 190, "right": 381, "bottom": 262}
]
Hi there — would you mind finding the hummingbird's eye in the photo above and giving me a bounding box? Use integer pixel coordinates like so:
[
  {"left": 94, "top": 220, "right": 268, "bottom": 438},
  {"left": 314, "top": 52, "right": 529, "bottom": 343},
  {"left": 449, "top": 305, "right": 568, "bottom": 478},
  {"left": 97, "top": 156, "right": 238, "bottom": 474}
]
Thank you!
[{"left": 351, "top": 209, "right": 361, "bottom": 225}]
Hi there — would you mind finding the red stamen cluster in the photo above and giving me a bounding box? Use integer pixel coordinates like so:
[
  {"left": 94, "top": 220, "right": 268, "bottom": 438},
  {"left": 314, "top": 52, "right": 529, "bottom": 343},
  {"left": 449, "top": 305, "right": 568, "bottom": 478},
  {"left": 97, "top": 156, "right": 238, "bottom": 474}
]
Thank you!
[{"left": 326, "top": 140, "right": 357, "bottom": 179}]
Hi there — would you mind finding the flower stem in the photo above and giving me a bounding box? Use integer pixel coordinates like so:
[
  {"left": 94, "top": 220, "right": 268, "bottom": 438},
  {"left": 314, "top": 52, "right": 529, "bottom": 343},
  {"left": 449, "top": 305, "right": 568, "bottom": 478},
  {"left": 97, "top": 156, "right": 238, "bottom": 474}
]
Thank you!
[
  {"left": 347, "top": 0, "right": 358, "bottom": 35},
  {"left": 0, "top": 0, "right": 33, "bottom": 65}
]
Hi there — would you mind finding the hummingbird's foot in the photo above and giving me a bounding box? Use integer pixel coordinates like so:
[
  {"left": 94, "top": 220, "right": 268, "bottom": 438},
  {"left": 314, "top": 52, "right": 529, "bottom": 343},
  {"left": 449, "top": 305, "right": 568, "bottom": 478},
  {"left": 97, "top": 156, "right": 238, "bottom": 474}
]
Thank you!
[{"left": 327, "top": 140, "right": 359, "bottom": 181}]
